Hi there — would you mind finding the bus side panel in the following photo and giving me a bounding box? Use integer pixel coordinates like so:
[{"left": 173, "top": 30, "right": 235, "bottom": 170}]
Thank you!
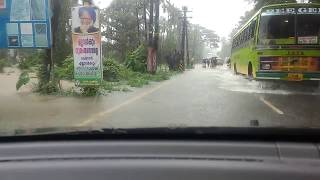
[{"left": 231, "top": 40, "right": 256, "bottom": 76}]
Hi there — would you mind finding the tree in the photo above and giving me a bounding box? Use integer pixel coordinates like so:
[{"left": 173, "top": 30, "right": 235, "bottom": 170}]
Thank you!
[
  {"left": 188, "top": 24, "right": 205, "bottom": 62},
  {"left": 36, "top": 0, "right": 77, "bottom": 93},
  {"left": 200, "top": 28, "right": 220, "bottom": 49},
  {"left": 101, "top": 0, "right": 142, "bottom": 62},
  {"left": 158, "top": 0, "right": 182, "bottom": 63},
  {"left": 217, "top": 37, "right": 232, "bottom": 60},
  {"left": 147, "top": 0, "right": 160, "bottom": 73},
  {"left": 100, "top": 0, "right": 219, "bottom": 70},
  {"left": 53, "top": 0, "right": 74, "bottom": 66}
]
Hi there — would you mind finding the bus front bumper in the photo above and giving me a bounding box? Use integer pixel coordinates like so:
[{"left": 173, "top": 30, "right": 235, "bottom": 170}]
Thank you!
[{"left": 256, "top": 72, "right": 320, "bottom": 81}]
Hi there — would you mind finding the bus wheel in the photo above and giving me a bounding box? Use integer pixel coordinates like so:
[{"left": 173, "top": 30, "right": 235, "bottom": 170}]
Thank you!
[
  {"left": 248, "top": 63, "right": 254, "bottom": 81},
  {"left": 233, "top": 64, "right": 238, "bottom": 75}
]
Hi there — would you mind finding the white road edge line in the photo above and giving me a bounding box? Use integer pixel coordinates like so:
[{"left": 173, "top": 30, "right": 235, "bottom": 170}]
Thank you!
[{"left": 259, "top": 97, "right": 284, "bottom": 115}]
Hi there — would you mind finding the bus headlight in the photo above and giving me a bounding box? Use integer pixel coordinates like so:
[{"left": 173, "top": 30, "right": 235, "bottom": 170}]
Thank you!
[{"left": 261, "top": 63, "right": 271, "bottom": 70}]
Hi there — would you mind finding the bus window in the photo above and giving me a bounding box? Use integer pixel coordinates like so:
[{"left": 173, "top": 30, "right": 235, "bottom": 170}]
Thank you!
[
  {"left": 259, "top": 15, "right": 295, "bottom": 44},
  {"left": 249, "top": 20, "right": 256, "bottom": 39},
  {"left": 246, "top": 26, "right": 251, "bottom": 41},
  {"left": 297, "top": 14, "right": 320, "bottom": 44}
]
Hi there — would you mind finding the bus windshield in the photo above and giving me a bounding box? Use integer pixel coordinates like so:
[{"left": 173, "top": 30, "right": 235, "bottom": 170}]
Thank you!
[
  {"left": 297, "top": 14, "right": 320, "bottom": 41},
  {"left": 259, "top": 11, "right": 320, "bottom": 45},
  {"left": 259, "top": 14, "right": 295, "bottom": 45}
]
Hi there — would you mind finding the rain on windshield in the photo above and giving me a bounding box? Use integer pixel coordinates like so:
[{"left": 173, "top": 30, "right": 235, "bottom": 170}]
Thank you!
[{"left": 0, "top": 0, "right": 319, "bottom": 135}]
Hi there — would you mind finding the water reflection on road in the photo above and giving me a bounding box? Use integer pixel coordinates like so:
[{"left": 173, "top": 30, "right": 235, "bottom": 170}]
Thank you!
[{"left": 198, "top": 65, "right": 320, "bottom": 96}]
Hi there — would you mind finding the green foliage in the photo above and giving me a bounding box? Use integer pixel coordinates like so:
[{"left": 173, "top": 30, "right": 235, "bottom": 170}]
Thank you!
[
  {"left": 38, "top": 81, "right": 59, "bottom": 94},
  {"left": 128, "top": 74, "right": 149, "bottom": 87},
  {"left": 103, "top": 58, "right": 121, "bottom": 82},
  {"left": 52, "top": 0, "right": 72, "bottom": 66},
  {"left": 80, "top": 86, "right": 100, "bottom": 96},
  {"left": 56, "top": 56, "right": 74, "bottom": 80},
  {"left": 217, "top": 37, "right": 232, "bottom": 60},
  {"left": 154, "top": 71, "right": 174, "bottom": 81},
  {"left": 18, "top": 60, "right": 31, "bottom": 70},
  {"left": 188, "top": 25, "right": 205, "bottom": 62},
  {"left": 18, "top": 53, "right": 41, "bottom": 70},
  {"left": 119, "top": 67, "right": 173, "bottom": 87},
  {"left": 36, "top": 64, "right": 59, "bottom": 94},
  {"left": 118, "top": 65, "right": 134, "bottom": 81},
  {"left": 200, "top": 28, "right": 220, "bottom": 49},
  {"left": 0, "top": 59, "right": 6, "bottom": 73},
  {"left": 100, "top": 0, "right": 219, "bottom": 69},
  {"left": 121, "top": 87, "right": 131, "bottom": 92},
  {"left": 101, "top": 0, "right": 142, "bottom": 61},
  {"left": 125, "top": 45, "right": 147, "bottom": 73},
  {"left": 16, "top": 72, "right": 31, "bottom": 91}
]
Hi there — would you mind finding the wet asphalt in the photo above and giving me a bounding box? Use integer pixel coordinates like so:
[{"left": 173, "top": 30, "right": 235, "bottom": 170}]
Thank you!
[{"left": 0, "top": 66, "right": 320, "bottom": 132}]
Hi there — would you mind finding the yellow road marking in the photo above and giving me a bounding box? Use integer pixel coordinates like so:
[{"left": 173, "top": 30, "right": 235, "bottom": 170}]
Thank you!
[
  {"left": 76, "top": 80, "right": 172, "bottom": 127},
  {"left": 259, "top": 97, "right": 284, "bottom": 115}
]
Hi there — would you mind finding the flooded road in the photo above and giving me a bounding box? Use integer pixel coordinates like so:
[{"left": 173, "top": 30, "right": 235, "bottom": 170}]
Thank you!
[{"left": 0, "top": 66, "right": 320, "bottom": 133}]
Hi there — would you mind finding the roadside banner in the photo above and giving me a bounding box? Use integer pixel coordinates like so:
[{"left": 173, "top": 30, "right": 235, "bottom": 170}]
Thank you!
[{"left": 72, "top": 6, "right": 102, "bottom": 86}]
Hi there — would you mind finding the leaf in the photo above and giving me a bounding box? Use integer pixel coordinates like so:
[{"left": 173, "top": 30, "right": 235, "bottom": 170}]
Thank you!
[{"left": 16, "top": 72, "right": 30, "bottom": 91}]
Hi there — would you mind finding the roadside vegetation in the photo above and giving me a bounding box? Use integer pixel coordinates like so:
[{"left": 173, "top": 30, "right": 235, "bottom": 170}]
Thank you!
[
  {"left": 13, "top": 45, "right": 176, "bottom": 97},
  {"left": 0, "top": 59, "right": 8, "bottom": 73}
]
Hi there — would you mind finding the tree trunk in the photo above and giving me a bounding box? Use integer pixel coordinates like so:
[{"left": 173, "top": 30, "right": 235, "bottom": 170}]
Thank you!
[
  {"left": 39, "top": 0, "right": 63, "bottom": 92},
  {"left": 186, "top": 22, "right": 190, "bottom": 68},
  {"left": 153, "top": 0, "right": 160, "bottom": 50},
  {"left": 143, "top": 0, "right": 148, "bottom": 43},
  {"left": 148, "top": 0, "right": 154, "bottom": 47},
  {"left": 147, "top": 0, "right": 155, "bottom": 73},
  {"left": 136, "top": 1, "right": 141, "bottom": 45},
  {"left": 44, "top": 0, "right": 61, "bottom": 83},
  {"left": 152, "top": 0, "right": 160, "bottom": 72},
  {"left": 180, "top": 21, "right": 185, "bottom": 70},
  {"left": 45, "top": 49, "right": 53, "bottom": 83}
]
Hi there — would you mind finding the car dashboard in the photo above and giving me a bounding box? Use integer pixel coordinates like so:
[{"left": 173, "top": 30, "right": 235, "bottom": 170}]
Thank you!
[{"left": 0, "top": 140, "right": 319, "bottom": 180}]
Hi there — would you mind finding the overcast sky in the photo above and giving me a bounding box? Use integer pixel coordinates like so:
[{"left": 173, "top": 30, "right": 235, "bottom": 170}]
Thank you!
[{"left": 94, "top": 0, "right": 253, "bottom": 38}]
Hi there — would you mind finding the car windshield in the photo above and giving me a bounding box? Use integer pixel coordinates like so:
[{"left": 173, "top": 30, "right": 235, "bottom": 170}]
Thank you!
[{"left": 0, "top": 0, "right": 320, "bottom": 137}]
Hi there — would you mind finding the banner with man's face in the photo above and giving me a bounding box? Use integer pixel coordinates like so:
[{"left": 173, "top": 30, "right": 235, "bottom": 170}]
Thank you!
[
  {"left": 72, "top": 6, "right": 102, "bottom": 86},
  {"left": 72, "top": 6, "right": 100, "bottom": 34}
]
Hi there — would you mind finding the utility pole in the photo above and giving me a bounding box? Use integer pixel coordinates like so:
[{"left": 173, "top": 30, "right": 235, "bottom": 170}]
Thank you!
[{"left": 180, "top": 6, "right": 191, "bottom": 70}]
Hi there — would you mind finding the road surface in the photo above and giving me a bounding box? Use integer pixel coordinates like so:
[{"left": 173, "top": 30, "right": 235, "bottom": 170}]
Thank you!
[{"left": 0, "top": 66, "right": 320, "bottom": 133}]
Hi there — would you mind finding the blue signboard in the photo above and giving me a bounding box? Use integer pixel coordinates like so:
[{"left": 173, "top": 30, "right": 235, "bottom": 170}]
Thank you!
[{"left": 0, "top": 0, "right": 51, "bottom": 48}]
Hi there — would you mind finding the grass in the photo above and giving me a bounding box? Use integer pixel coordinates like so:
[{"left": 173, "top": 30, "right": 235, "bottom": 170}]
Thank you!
[
  {"left": 125, "top": 71, "right": 176, "bottom": 88},
  {"left": 98, "top": 69, "right": 177, "bottom": 95}
]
